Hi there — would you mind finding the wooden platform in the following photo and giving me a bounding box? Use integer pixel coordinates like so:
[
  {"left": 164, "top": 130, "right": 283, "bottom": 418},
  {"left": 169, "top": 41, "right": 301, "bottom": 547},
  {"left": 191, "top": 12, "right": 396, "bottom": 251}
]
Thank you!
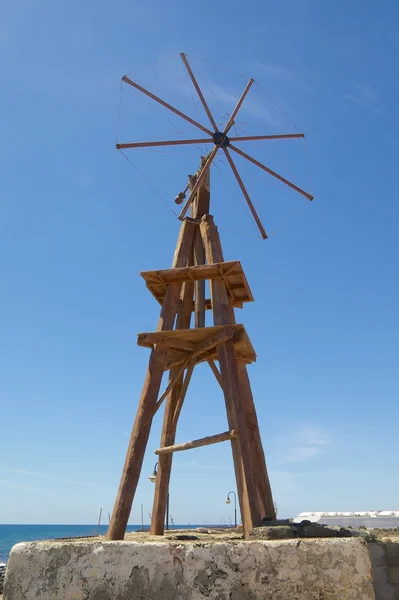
[
  {"left": 137, "top": 324, "right": 256, "bottom": 369},
  {"left": 141, "top": 261, "right": 253, "bottom": 309}
]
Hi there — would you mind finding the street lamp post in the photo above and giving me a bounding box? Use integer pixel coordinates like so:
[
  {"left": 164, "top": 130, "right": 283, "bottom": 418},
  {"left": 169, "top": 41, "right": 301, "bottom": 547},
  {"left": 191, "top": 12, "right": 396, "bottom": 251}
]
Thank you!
[
  {"left": 226, "top": 491, "right": 237, "bottom": 528},
  {"left": 149, "top": 462, "right": 170, "bottom": 531}
]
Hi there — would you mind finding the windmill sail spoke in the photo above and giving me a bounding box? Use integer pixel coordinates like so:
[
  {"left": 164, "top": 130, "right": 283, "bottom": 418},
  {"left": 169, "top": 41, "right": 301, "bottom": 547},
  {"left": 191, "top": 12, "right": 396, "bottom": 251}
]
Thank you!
[
  {"left": 223, "top": 78, "right": 254, "bottom": 133},
  {"left": 122, "top": 76, "right": 213, "bottom": 136},
  {"left": 229, "top": 144, "right": 314, "bottom": 201},
  {"left": 116, "top": 138, "right": 213, "bottom": 150},
  {"left": 180, "top": 53, "right": 218, "bottom": 132},
  {"left": 229, "top": 133, "right": 305, "bottom": 142},
  {"left": 223, "top": 149, "right": 267, "bottom": 239},
  {"left": 178, "top": 146, "right": 219, "bottom": 219}
]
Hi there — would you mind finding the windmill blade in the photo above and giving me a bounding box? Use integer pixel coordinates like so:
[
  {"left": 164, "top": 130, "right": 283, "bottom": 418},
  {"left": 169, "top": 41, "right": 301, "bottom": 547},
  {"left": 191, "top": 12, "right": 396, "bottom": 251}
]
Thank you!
[
  {"left": 229, "top": 133, "right": 305, "bottom": 142},
  {"left": 229, "top": 144, "right": 314, "bottom": 201},
  {"left": 116, "top": 138, "right": 213, "bottom": 150},
  {"left": 223, "top": 148, "right": 267, "bottom": 239},
  {"left": 122, "top": 76, "right": 213, "bottom": 136},
  {"left": 223, "top": 78, "right": 254, "bottom": 133},
  {"left": 180, "top": 53, "right": 218, "bottom": 132},
  {"left": 178, "top": 146, "right": 219, "bottom": 219}
]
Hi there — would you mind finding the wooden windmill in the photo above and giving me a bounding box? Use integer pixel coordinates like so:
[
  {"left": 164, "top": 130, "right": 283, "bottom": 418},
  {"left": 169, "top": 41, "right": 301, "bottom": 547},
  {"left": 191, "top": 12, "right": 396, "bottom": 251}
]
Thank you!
[{"left": 107, "top": 53, "right": 313, "bottom": 540}]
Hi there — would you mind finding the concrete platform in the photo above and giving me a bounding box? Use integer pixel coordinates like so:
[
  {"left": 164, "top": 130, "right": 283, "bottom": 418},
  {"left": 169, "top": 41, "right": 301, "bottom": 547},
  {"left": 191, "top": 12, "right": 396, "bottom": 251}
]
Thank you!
[{"left": 3, "top": 537, "right": 374, "bottom": 599}]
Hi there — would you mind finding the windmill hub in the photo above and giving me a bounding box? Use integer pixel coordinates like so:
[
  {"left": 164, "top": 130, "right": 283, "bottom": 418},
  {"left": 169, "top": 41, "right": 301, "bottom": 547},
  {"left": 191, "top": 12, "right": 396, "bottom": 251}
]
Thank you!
[{"left": 212, "top": 131, "right": 230, "bottom": 148}]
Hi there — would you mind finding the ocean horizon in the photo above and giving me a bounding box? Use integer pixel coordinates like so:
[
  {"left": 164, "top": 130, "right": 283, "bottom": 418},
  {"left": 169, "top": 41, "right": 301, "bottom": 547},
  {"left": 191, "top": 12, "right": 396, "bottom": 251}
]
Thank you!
[{"left": 0, "top": 523, "right": 221, "bottom": 563}]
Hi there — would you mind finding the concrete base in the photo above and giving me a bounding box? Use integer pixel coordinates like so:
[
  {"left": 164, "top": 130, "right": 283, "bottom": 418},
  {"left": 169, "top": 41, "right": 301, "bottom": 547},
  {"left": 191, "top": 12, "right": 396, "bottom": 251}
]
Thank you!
[
  {"left": 369, "top": 542, "right": 399, "bottom": 600},
  {"left": 4, "top": 538, "right": 374, "bottom": 600}
]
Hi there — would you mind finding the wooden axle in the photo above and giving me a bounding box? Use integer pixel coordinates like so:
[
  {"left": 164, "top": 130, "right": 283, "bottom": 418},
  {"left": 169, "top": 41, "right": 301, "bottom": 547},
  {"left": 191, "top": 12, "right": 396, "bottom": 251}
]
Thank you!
[{"left": 155, "top": 429, "right": 238, "bottom": 455}]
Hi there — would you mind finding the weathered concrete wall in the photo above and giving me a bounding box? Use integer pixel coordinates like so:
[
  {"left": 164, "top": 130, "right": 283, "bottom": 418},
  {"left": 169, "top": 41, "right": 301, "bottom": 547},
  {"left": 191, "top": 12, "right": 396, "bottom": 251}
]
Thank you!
[
  {"left": 4, "top": 538, "right": 374, "bottom": 600},
  {"left": 369, "top": 542, "right": 399, "bottom": 600}
]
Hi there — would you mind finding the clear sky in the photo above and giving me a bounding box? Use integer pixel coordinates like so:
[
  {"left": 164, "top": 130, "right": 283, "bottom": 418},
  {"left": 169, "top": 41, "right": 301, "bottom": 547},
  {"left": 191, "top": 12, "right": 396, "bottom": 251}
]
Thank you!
[{"left": 1, "top": 0, "right": 399, "bottom": 526}]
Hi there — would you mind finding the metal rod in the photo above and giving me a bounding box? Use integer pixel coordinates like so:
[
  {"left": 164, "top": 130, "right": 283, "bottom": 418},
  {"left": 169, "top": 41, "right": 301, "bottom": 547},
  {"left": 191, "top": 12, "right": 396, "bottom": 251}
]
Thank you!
[
  {"left": 223, "top": 148, "right": 267, "bottom": 239},
  {"left": 229, "top": 144, "right": 314, "bottom": 201},
  {"left": 122, "top": 76, "right": 213, "bottom": 136},
  {"left": 223, "top": 78, "right": 254, "bottom": 133},
  {"left": 166, "top": 491, "right": 170, "bottom": 531},
  {"left": 96, "top": 508, "right": 102, "bottom": 536},
  {"left": 229, "top": 133, "right": 305, "bottom": 142},
  {"left": 227, "top": 491, "right": 237, "bottom": 528},
  {"left": 178, "top": 147, "right": 219, "bottom": 219},
  {"left": 180, "top": 53, "right": 218, "bottom": 132},
  {"left": 116, "top": 138, "right": 212, "bottom": 150}
]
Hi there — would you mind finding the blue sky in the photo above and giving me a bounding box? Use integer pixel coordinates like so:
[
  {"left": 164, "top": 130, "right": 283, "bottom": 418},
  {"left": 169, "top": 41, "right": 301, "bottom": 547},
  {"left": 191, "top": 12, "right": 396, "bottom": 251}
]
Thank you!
[{"left": 1, "top": 0, "right": 399, "bottom": 525}]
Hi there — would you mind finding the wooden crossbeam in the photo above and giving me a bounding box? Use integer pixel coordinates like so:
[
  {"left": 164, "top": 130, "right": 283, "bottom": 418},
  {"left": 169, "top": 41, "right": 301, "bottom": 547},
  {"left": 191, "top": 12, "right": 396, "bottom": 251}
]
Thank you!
[
  {"left": 154, "top": 358, "right": 191, "bottom": 413},
  {"left": 141, "top": 261, "right": 253, "bottom": 308},
  {"left": 207, "top": 359, "right": 223, "bottom": 387},
  {"left": 138, "top": 332, "right": 197, "bottom": 352},
  {"left": 155, "top": 429, "right": 238, "bottom": 455},
  {"left": 193, "top": 326, "right": 233, "bottom": 356}
]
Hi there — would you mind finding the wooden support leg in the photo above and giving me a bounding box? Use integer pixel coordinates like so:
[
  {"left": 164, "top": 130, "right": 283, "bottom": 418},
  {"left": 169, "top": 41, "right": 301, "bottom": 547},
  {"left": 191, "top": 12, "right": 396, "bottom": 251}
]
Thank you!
[
  {"left": 107, "top": 220, "right": 196, "bottom": 541},
  {"left": 200, "top": 214, "right": 261, "bottom": 537},
  {"left": 150, "top": 279, "right": 194, "bottom": 535},
  {"left": 236, "top": 360, "right": 275, "bottom": 523},
  {"left": 193, "top": 228, "right": 206, "bottom": 328}
]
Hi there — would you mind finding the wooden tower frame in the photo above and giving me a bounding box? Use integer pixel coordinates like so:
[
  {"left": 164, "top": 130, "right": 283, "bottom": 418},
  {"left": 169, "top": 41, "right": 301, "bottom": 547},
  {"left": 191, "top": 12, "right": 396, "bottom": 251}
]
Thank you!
[{"left": 107, "top": 54, "right": 313, "bottom": 540}]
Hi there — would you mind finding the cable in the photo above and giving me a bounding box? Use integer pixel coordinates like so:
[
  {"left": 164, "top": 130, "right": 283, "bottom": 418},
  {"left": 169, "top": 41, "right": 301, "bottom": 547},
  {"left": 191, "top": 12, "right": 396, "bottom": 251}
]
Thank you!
[
  {"left": 124, "top": 54, "right": 179, "bottom": 77},
  {"left": 116, "top": 82, "right": 123, "bottom": 144},
  {"left": 255, "top": 81, "right": 301, "bottom": 133},
  {"left": 186, "top": 54, "right": 250, "bottom": 79},
  {"left": 119, "top": 151, "right": 178, "bottom": 217}
]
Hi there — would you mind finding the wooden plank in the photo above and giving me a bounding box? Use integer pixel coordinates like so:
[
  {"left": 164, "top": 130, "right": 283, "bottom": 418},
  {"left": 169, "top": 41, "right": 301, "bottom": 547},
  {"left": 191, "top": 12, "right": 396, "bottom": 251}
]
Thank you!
[
  {"left": 207, "top": 359, "right": 223, "bottom": 388},
  {"left": 154, "top": 358, "right": 191, "bottom": 413},
  {"left": 155, "top": 429, "right": 238, "bottom": 455},
  {"left": 150, "top": 263, "right": 194, "bottom": 536},
  {"left": 138, "top": 332, "right": 197, "bottom": 352},
  {"left": 200, "top": 214, "right": 259, "bottom": 539},
  {"left": 107, "top": 219, "right": 196, "bottom": 541},
  {"left": 172, "top": 364, "right": 195, "bottom": 427},
  {"left": 193, "top": 229, "right": 206, "bottom": 328},
  {"left": 141, "top": 260, "right": 254, "bottom": 308},
  {"left": 161, "top": 326, "right": 255, "bottom": 371},
  {"left": 192, "top": 326, "right": 233, "bottom": 356},
  {"left": 237, "top": 361, "right": 275, "bottom": 522},
  {"left": 141, "top": 261, "right": 242, "bottom": 284},
  {"left": 122, "top": 76, "right": 213, "bottom": 137}
]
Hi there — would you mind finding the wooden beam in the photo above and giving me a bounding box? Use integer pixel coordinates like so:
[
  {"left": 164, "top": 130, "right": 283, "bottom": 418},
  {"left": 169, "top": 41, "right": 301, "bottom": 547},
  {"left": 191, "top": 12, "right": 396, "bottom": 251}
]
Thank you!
[
  {"left": 223, "top": 78, "right": 254, "bottom": 133},
  {"left": 122, "top": 76, "right": 213, "bottom": 136},
  {"left": 223, "top": 148, "right": 267, "bottom": 239},
  {"left": 229, "top": 144, "right": 314, "bottom": 201},
  {"left": 138, "top": 332, "right": 197, "bottom": 352},
  {"left": 116, "top": 138, "right": 212, "bottom": 150},
  {"left": 172, "top": 364, "right": 195, "bottom": 427},
  {"left": 191, "top": 163, "right": 209, "bottom": 328},
  {"left": 207, "top": 359, "right": 223, "bottom": 388},
  {"left": 155, "top": 430, "right": 238, "bottom": 455},
  {"left": 193, "top": 326, "right": 233, "bottom": 356},
  {"left": 200, "top": 214, "right": 260, "bottom": 538},
  {"left": 107, "top": 219, "right": 196, "bottom": 541},
  {"left": 154, "top": 358, "right": 191, "bottom": 413},
  {"left": 180, "top": 53, "right": 218, "bottom": 131},
  {"left": 229, "top": 133, "right": 304, "bottom": 142},
  {"left": 150, "top": 263, "right": 194, "bottom": 536},
  {"left": 236, "top": 361, "right": 275, "bottom": 522},
  {"left": 178, "top": 147, "right": 219, "bottom": 220}
]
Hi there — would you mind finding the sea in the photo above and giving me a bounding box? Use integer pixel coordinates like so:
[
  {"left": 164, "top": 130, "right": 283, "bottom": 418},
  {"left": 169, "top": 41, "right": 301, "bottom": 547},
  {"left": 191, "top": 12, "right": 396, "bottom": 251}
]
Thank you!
[{"left": 0, "top": 524, "right": 212, "bottom": 564}]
